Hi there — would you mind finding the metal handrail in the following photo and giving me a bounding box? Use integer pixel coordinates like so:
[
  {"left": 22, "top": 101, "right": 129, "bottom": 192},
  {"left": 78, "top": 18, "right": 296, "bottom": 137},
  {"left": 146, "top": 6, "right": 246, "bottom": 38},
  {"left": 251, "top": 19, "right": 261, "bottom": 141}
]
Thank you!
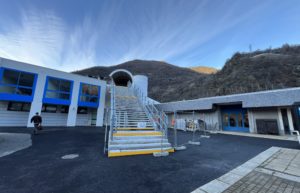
[
  {"left": 133, "top": 86, "right": 168, "bottom": 139},
  {"left": 109, "top": 84, "right": 116, "bottom": 141}
]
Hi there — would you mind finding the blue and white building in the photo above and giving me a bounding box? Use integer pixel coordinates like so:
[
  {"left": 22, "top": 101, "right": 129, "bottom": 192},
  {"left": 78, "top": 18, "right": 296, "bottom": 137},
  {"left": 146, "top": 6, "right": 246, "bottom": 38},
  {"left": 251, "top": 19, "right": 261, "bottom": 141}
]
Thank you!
[
  {"left": 157, "top": 88, "right": 300, "bottom": 136},
  {"left": 0, "top": 57, "right": 106, "bottom": 127}
]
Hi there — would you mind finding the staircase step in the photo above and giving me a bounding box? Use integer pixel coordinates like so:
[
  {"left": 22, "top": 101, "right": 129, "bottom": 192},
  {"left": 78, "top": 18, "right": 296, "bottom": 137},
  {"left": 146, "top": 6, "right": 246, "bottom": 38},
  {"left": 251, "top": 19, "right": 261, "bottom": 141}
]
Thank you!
[
  {"left": 112, "top": 136, "right": 164, "bottom": 141},
  {"left": 116, "top": 121, "right": 151, "bottom": 123},
  {"left": 116, "top": 119, "right": 150, "bottom": 121},
  {"left": 115, "top": 122, "right": 153, "bottom": 125},
  {"left": 113, "top": 131, "right": 162, "bottom": 137},
  {"left": 115, "top": 125, "right": 153, "bottom": 127},
  {"left": 108, "top": 143, "right": 172, "bottom": 150},
  {"left": 108, "top": 147, "right": 175, "bottom": 157},
  {"left": 110, "top": 138, "right": 168, "bottom": 144},
  {"left": 116, "top": 127, "right": 154, "bottom": 130}
]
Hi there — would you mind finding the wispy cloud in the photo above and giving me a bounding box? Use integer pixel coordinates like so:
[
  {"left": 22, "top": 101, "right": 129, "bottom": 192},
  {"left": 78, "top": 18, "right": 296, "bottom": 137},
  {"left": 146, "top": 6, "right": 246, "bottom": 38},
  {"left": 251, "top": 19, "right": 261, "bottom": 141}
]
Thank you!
[
  {"left": 0, "top": 9, "right": 65, "bottom": 68},
  {"left": 0, "top": 0, "right": 293, "bottom": 71}
]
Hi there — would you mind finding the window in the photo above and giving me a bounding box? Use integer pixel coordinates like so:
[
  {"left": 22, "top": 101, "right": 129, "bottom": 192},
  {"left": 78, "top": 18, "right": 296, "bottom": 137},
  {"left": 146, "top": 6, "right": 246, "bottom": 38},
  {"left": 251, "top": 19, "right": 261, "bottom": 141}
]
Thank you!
[
  {"left": 42, "top": 104, "right": 57, "bottom": 113},
  {"left": 77, "top": 107, "right": 88, "bottom": 114},
  {"left": 0, "top": 68, "right": 36, "bottom": 97},
  {"left": 223, "top": 113, "right": 229, "bottom": 127},
  {"left": 229, "top": 114, "right": 236, "bottom": 127},
  {"left": 43, "top": 77, "right": 73, "bottom": 105},
  {"left": 78, "top": 83, "right": 100, "bottom": 108},
  {"left": 7, "top": 102, "right": 31, "bottom": 112},
  {"left": 60, "top": 106, "right": 69, "bottom": 113}
]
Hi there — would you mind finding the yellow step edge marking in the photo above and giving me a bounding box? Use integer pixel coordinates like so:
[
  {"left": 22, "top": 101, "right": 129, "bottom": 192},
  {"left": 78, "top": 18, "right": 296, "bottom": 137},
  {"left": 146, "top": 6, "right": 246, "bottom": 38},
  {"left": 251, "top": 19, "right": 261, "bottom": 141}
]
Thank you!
[
  {"left": 113, "top": 132, "right": 162, "bottom": 137},
  {"left": 116, "top": 127, "right": 154, "bottom": 130},
  {"left": 108, "top": 148, "right": 175, "bottom": 157}
]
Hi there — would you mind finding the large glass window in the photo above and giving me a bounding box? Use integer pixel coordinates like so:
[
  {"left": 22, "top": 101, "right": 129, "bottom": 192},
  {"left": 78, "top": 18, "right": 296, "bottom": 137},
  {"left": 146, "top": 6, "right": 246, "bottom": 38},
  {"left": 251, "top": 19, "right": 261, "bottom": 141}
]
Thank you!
[
  {"left": 223, "top": 113, "right": 229, "bottom": 127},
  {"left": 44, "top": 77, "right": 72, "bottom": 102},
  {"left": 0, "top": 68, "right": 36, "bottom": 96},
  {"left": 7, "top": 102, "right": 31, "bottom": 112},
  {"left": 77, "top": 107, "right": 88, "bottom": 114},
  {"left": 42, "top": 104, "right": 57, "bottom": 113},
  {"left": 229, "top": 114, "right": 236, "bottom": 127},
  {"left": 78, "top": 83, "right": 100, "bottom": 107}
]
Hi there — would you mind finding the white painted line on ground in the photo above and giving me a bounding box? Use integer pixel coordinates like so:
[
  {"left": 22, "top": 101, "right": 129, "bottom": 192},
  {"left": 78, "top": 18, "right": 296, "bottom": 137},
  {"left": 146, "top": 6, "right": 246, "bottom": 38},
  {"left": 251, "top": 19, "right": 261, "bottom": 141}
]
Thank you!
[{"left": 61, "top": 154, "right": 79, "bottom": 159}]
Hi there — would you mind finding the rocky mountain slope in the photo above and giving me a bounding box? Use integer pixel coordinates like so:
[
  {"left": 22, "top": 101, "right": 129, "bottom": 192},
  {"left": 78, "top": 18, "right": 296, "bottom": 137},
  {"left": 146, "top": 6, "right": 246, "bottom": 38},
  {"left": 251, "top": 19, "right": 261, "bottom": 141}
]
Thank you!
[{"left": 74, "top": 44, "right": 300, "bottom": 102}]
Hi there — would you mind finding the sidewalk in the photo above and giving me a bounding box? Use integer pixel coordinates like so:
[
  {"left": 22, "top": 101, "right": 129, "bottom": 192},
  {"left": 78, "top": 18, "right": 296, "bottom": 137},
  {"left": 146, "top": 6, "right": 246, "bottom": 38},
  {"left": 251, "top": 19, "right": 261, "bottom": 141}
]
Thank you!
[
  {"left": 192, "top": 147, "right": 300, "bottom": 193},
  {"left": 0, "top": 133, "right": 32, "bottom": 157},
  {"left": 216, "top": 131, "right": 298, "bottom": 142}
]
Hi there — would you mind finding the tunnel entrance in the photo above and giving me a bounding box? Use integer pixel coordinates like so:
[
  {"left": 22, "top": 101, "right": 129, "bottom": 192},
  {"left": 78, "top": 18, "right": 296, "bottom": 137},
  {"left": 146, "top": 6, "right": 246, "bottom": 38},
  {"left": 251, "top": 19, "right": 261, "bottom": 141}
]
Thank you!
[{"left": 109, "top": 69, "right": 133, "bottom": 87}]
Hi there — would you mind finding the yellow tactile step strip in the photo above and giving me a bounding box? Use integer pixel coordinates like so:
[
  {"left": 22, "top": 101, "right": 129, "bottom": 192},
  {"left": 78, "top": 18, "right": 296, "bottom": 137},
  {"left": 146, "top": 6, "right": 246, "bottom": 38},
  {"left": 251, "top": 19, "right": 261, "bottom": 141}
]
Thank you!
[
  {"left": 108, "top": 148, "right": 175, "bottom": 157},
  {"left": 116, "top": 127, "right": 154, "bottom": 130},
  {"left": 113, "top": 131, "right": 162, "bottom": 137}
]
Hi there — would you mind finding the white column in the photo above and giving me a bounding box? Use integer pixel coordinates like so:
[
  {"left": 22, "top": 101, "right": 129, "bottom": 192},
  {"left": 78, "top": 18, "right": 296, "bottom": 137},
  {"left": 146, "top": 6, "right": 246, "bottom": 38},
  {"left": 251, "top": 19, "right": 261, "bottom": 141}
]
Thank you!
[
  {"left": 96, "top": 83, "right": 106, "bottom": 127},
  {"left": 27, "top": 73, "right": 46, "bottom": 127},
  {"left": 287, "top": 108, "right": 295, "bottom": 132},
  {"left": 247, "top": 109, "right": 255, "bottom": 133},
  {"left": 67, "top": 81, "right": 80, "bottom": 127},
  {"left": 277, "top": 108, "right": 285, "bottom": 135}
]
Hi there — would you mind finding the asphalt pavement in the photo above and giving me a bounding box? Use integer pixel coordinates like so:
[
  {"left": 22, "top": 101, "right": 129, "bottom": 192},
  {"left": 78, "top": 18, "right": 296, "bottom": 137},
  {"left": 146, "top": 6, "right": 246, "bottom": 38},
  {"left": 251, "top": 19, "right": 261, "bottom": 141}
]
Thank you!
[{"left": 0, "top": 127, "right": 299, "bottom": 193}]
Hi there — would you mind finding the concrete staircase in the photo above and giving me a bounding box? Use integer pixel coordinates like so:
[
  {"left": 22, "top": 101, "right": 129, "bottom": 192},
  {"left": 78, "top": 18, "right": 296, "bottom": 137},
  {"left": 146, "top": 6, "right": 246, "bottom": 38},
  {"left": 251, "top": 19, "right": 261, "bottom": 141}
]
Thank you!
[{"left": 108, "top": 86, "right": 174, "bottom": 157}]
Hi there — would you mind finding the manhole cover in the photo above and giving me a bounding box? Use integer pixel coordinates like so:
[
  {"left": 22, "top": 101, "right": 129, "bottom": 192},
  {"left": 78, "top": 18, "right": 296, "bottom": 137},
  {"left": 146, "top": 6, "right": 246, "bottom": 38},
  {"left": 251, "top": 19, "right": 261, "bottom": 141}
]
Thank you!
[{"left": 61, "top": 154, "right": 79, "bottom": 159}]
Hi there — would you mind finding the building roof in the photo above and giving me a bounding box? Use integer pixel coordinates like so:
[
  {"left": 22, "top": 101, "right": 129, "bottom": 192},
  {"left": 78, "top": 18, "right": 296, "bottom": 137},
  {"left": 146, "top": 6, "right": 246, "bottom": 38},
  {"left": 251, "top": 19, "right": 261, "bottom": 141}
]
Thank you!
[{"left": 156, "top": 87, "right": 300, "bottom": 112}]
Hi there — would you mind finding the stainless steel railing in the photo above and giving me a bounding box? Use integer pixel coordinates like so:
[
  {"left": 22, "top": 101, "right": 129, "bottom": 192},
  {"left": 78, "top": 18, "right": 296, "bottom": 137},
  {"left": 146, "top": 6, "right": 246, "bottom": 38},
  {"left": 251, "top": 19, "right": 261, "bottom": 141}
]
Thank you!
[
  {"left": 133, "top": 86, "right": 168, "bottom": 139},
  {"left": 109, "top": 83, "right": 116, "bottom": 141}
]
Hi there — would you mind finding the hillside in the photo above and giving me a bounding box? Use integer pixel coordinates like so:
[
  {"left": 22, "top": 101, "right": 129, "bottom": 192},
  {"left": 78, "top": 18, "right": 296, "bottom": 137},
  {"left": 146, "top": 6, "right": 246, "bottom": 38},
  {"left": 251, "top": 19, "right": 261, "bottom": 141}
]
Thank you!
[
  {"left": 190, "top": 66, "right": 218, "bottom": 74},
  {"left": 74, "top": 44, "right": 300, "bottom": 102},
  {"left": 74, "top": 60, "right": 208, "bottom": 101}
]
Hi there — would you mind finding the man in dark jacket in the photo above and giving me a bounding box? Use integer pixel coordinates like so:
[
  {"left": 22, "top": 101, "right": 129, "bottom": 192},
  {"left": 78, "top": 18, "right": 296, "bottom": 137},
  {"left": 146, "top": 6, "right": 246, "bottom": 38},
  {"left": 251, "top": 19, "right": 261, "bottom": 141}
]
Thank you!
[{"left": 30, "top": 112, "right": 42, "bottom": 134}]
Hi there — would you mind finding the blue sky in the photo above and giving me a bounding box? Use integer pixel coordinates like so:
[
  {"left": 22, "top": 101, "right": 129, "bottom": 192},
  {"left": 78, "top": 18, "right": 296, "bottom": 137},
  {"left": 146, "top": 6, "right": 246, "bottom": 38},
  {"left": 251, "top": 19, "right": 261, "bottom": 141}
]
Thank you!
[{"left": 0, "top": 0, "right": 299, "bottom": 72}]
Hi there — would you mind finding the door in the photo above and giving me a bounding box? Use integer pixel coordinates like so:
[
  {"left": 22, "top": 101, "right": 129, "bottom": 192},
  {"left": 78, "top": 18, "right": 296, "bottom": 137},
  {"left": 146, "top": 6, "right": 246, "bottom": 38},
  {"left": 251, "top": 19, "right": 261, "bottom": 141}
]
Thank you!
[{"left": 222, "top": 109, "right": 249, "bottom": 132}]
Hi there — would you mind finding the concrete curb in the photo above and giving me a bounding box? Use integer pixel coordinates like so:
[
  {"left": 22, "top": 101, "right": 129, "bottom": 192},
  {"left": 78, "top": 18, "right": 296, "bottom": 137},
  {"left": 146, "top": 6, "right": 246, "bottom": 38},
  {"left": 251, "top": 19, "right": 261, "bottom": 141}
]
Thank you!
[
  {"left": 191, "top": 146, "right": 281, "bottom": 193},
  {"left": 216, "top": 131, "right": 298, "bottom": 142}
]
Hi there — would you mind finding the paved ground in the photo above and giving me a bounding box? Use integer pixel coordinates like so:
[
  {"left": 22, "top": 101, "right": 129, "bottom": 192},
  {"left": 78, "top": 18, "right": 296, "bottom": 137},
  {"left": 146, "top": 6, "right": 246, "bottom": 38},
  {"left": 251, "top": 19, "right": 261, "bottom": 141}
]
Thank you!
[
  {"left": 223, "top": 170, "right": 300, "bottom": 193},
  {"left": 224, "top": 148, "right": 300, "bottom": 193},
  {"left": 0, "top": 127, "right": 299, "bottom": 193},
  {"left": 261, "top": 148, "right": 300, "bottom": 177},
  {"left": 194, "top": 148, "right": 300, "bottom": 193}
]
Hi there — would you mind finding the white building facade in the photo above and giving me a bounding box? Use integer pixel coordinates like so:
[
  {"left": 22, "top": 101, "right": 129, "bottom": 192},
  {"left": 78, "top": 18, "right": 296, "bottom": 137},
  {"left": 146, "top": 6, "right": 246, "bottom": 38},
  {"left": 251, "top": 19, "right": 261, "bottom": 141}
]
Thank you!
[{"left": 0, "top": 57, "right": 106, "bottom": 127}]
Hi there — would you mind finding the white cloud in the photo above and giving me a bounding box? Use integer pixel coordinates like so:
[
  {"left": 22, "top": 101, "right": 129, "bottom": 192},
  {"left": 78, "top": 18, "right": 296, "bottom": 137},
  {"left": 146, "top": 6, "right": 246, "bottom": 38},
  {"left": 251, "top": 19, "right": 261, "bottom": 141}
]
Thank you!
[
  {"left": 0, "top": 8, "right": 100, "bottom": 72},
  {"left": 0, "top": 0, "right": 275, "bottom": 71},
  {"left": 0, "top": 9, "right": 65, "bottom": 69}
]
